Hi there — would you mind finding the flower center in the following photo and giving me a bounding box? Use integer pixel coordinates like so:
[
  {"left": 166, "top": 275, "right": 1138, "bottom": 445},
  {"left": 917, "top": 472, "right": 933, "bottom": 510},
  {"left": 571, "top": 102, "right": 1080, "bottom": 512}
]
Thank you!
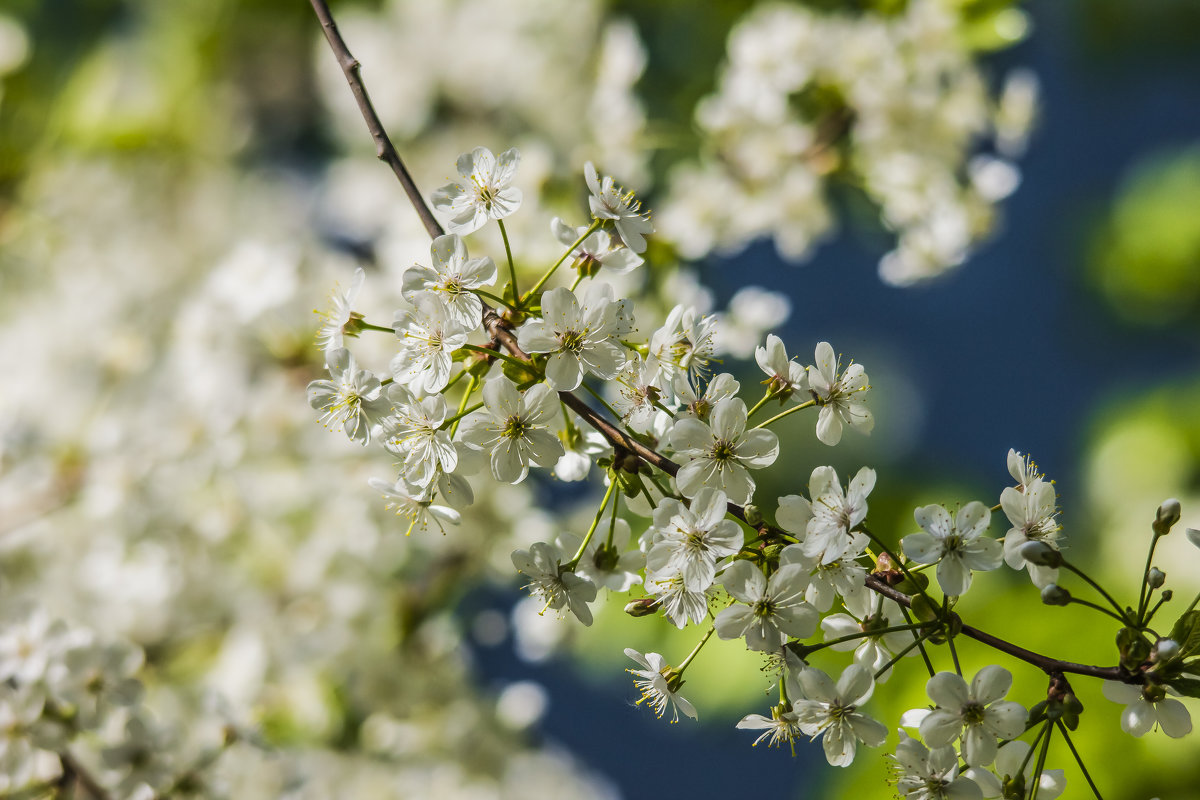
[
  {"left": 962, "top": 701, "right": 987, "bottom": 726},
  {"left": 503, "top": 415, "right": 530, "bottom": 440},
  {"left": 710, "top": 439, "right": 737, "bottom": 464},
  {"left": 753, "top": 598, "right": 776, "bottom": 618},
  {"left": 558, "top": 329, "right": 586, "bottom": 354}
]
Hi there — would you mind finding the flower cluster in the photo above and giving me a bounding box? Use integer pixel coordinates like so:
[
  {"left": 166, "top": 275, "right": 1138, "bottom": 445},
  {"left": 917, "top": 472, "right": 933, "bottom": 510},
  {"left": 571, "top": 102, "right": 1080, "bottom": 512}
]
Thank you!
[{"left": 309, "top": 142, "right": 1198, "bottom": 797}]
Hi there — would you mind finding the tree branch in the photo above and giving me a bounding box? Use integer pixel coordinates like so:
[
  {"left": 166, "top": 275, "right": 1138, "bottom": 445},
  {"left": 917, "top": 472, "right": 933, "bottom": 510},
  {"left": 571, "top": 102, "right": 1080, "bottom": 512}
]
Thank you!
[
  {"left": 308, "top": 0, "right": 1138, "bottom": 687},
  {"left": 308, "top": 0, "right": 443, "bottom": 241}
]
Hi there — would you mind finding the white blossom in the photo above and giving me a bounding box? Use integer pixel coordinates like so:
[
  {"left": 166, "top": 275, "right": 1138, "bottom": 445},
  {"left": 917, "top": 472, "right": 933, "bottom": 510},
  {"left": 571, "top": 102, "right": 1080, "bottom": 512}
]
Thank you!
[
  {"left": 511, "top": 541, "right": 597, "bottom": 626},
  {"left": 715, "top": 560, "right": 817, "bottom": 651},
  {"left": 800, "top": 465, "right": 875, "bottom": 565},
  {"left": 808, "top": 341, "right": 873, "bottom": 446},
  {"left": 307, "top": 347, "right": 384, "bottom": 445},
  {"left": 673, "top": 371, "right": 740, "bottom": 422},
  {"left": 1101, "top": 680, "right": 1193, "bottom": 739},
  {"left": 820, "top": 596, "right": 916, "bottom": 682},
  {"left": 584, "top": 162, "right": 654, "bottom": 253},
  {"left": 551, "top": 217, "right": 643, "bottom": 274},
  {"left": 736, "top": 705, "right": 804, "bottom": 753},
  {"left": 458, "top": 378, "right": 564, "bottom": 484},
  {"left": 902, "top": 502, "right": 1002, "bottom": 597},
  {"left": 431, "top": 146, "right": 522, "bottom": 234},
  {"left": 379, "top": 384, "right": 458, "bottom": 488},
  {"left": 646, "top": 488, "right": 743, "bottom": 591},
  {"left": 755, "top": 333, "right": 807, "bottom": 398},
  {"left": 563, "top": 519, "right": 644, "bottom": 593},
  {"left": 368, "top": 476, "right": 462, "bottom": 536},
  {"left": 518, "top": 285, "right": 629, "bottom": 391},
  {"left": 612, "top": 355, "right": 664, "bottom": 432},
  {"left": 1000, "top": 478, "right": 1061, "bottom": 587},
  {"left": 402, "top": 233, "right": 496, "bottom": 329},
  {"left": 792, "top": 664, "right": 888, "bottom": 767},
  {"left": 668, "top": 397, "right": 779, "bottom": 504},
  {"left": 624, "top": 648, "right": 696, "bottom": 722},
  {"left": 891, "top": 730, "right": 982, "bottom": 800},
  {"left": 390, "top": 292, "right": 470, "bottom": 394},
  {"left": 644, "top": 567, "right": 711, "bottom": 629},
  {"left": 649, "top": 304, "right": 718, "bottom": 386},
  {"left": 918, "top": 667, "right": 1027, "bottom": 768},
  {"left": 314, "top": 267, "right": 365, "bottom": 352}
]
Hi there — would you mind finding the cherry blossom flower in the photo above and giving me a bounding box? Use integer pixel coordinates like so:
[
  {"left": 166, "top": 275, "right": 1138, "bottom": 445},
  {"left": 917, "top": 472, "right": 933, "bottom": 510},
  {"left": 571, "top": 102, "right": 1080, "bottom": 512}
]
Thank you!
[
  {"left": 737, "top": 704, "right": 805, "bottom": 753},
  {"left": 390, "top": 292, "right": 469, "bottom": 394},
  {"left": 624, "top": 648, "right": 696, "bottom": 722},
  {"left": 902, "top": 502, "right": 1002, "bottom": 597},
  {"left": 647, "top": 488, "right": 743, "bottom": 591},
  {"left": 650, "top": 304, "right": 718, "bottom": 386},
  {"left": 1006, "top": 448, "right": 1045, "bottom": 490},
  {"left": 780, "top": 543, "right": 870, "bottom": 615},
  {"left": 402, "top": 233, "right": 496, "bottom": 329},
  {"left": 553, "top": 416, "right": 608, "bottom": 482},
  {"left": 643, "top": 567, "right": 711, "bottom": 629},
  {"left": 307, "top": 347, "right": 384, "bottom": 445},
  {"left": 1000, "top": 478, "right": 1061, "bottom": 587},
  {"left": 891, "top": 730, "right": 983, "bottom": 800},
  {"left": 511, "top": 541, "right": 597, "bottom": 626},
  {"left": 379, "top": 384, "right": 457, "bottom": 488},
  {"left": 673, "top": 371, "right": 740, "bottom": 421},
  {"left": 1102, "top": 680, "right": 1193, "bottom": 738},
  {"left": 551, "top": 217, "right": 643, "bottom": 274},
  {"left": 431, "top": 146, "right": 522, "bottom": 234},
  {"left": 518, "top": 285, "right": 629, "bottom": 391},
  {"left": 368, "top": 476, "right": 462, "bottom": 536},
  {"left": 458, "top": 378, "right": 564, "bottom": 484},
  {"left": 715, "top": 560, "right": 817, "bottom": 651},
  {"left": 668, "top": 397, "right": 779, "bottom": 504},
  {"left": 918, "top": 667, "right": 1027, "bottom": 768},
  {"left": 585, "top": 162, "right": 654, "bottom": 253},
  {"left": 792, "top": 664, "right": 888, "bottom": 767},
  {"left": 314, "top": 267, "right": 365, "bottom": 352},
  {"left": 612, "top": 355, "right": 664, "bottom": 432},
  {"left": 801, "top": 466, "right": 875, "bottom": 565},
  {"left": 807, "top": 341, "right": 873, "bottom": 446},
  {"left": 755, "top": 334, "right": 807, "bottom": 399}
]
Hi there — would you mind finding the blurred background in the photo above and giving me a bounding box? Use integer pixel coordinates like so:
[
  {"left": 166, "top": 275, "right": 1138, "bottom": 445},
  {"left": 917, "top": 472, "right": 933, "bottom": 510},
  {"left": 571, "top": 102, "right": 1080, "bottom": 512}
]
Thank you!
[{"left": 0, "top": 0, "right": 1198, "bottom": 798}]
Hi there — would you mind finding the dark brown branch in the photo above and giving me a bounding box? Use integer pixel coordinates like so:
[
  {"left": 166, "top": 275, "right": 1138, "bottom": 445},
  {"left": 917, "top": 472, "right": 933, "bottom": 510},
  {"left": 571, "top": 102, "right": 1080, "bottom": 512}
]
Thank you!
[
  {"left": 865, "top": 576, "right": 1130, "bottom": 682},
  {"left": 309, "top": 0, "right": 443, "bottom": 241},
  {"left": 308, "top": 0, "right": 1137, "bottom": 686}
]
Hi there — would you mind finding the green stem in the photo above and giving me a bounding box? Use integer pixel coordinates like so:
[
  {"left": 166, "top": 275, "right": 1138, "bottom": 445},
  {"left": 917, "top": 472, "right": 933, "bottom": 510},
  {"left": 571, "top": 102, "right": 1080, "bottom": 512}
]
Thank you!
[
  {"left": 497, "top": 219, "right": 519, "bottom": 303},
  {"left": 1029, "top": 718, "right": 1054, "bottom": 800},
  {"left": 1185, "top": 590, "right": 1200, "bottom": 615},
  {"left": 605, "top": 482, "right": 621, "bottom": 548},
  {"left": 1056, "top": 720, "right": 1104, "bottom": 800},
  {"left": 566, "top": 477, "right": 618, "bottom": 569},
  {"left": 1060, "top": 559, "right": 1129, "bottom": 621},
  {"left": 459, "top": 342, "right": 532, "bottom": 370},
  {"left": 1142, "top": 592, "right": 1171, "bottom": 626},
  {"left": 570, "top": 273, "right": 585, "bottom": 291},
  {"left": 1137, "top": 532, "right": 1167, "bottom": 625},
  {"left": 474, "top": 289, "right": 517, "bottom": 310},
  {"left": 873, "top": 626, "right": 936, "bottom": 680},
  {"left": 751, "top": 399, "right": 816, "bottom": 430},
  {"left": 524, "top": 219, "right": 602, "bottom": 304},
  {"left": 677, "top": 623, "right": 716, "bottom": 673},
  {"left": 448, "top": 376, "right": 479, "bottom": 437},
  {"left": 899, "top": 606, "right": 936, "bottom": 678},
  {"left": 443, "top": 368, "right": 468, "bottom": 391},
  {"left": 441, "top": 401, "right": 484, "bottom": 430},
  {"left": 746, "top": 389, "right": 776, "bottom": 419},
  {"left": 1017, "top": 722, "right": 1049, "bottom": 778},
  {"left": 804, "top": 622, "right": 926, "bottom": 655},
  {"left": 1067, "top": 597, "right": 1129, "bottom": 623},
  {"left": 359, "top": 320, "right": 394, "bottom": 334},
  {"left": 944, "top": 595, "right": 962, "bottom": 676}
]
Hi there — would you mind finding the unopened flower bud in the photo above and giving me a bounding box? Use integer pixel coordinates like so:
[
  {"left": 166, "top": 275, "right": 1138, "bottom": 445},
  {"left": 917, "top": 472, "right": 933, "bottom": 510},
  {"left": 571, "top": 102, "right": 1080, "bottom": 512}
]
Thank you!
[
  {"left": 1153, "top": 638, "right": 1180, "bottom": 662},
  {"left": 743, "top": 504, "right": 763, "bottom": 527},
  {"left": 1041, "top": 584, "right": 1071, "bottom": 606},
  {"left": 1147, "top": 567, "right": 1166, "bottom": 589},
  {"left": 1020, "top": 540, "right": 1063, "bottom": 568},
  {"left": 623, "top": 597, "right": 660, "bottom": 617},
  {"left": 1153, "top": 498, "right": 1182, "bottom": 535}
]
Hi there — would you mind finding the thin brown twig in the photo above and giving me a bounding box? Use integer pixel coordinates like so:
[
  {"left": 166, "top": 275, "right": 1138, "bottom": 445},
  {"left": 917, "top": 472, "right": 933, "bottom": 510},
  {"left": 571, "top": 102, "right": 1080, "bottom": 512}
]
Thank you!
[{"left": 308, "top": 0, "right": 1138, "bottom": 687}]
